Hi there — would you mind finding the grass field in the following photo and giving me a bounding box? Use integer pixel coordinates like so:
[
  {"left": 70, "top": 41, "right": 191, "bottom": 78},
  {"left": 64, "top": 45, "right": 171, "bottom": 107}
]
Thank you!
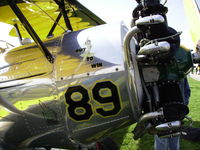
[{"left": 110, "top": 77, "right": 200, "bottom": 150}]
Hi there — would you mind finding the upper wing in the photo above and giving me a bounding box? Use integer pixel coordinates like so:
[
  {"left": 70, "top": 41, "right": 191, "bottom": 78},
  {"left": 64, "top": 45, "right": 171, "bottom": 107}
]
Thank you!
[
  {"left": 0, "top": 0, "right": 105, "bottom": 40},
  {"left": 183, "top": 0, "right": 200, "bottom": 45}
]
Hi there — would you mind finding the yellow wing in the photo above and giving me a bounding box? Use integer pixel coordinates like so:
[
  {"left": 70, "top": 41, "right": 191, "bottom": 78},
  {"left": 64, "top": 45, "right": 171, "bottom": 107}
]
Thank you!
[
  {"left": 183, "top": 0, "right": 200, "bottom": 45},
  {"left": 0, "top": 0, "right": 104, "bottom": 40}
]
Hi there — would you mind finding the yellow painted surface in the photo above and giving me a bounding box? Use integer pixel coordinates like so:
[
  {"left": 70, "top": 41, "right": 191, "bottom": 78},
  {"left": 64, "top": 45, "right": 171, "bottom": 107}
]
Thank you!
[
  {"left": 0, "top": 2, "right": 93, "bottom": 39},
  {"left": 0, "top": 38, "right": 99, "bottom": 82},
  {"left": 0, "top": 1, "right": 100, "bottom": 120},
  {"left": 183, "top": 0, "right": 200, "bottom": 45}
]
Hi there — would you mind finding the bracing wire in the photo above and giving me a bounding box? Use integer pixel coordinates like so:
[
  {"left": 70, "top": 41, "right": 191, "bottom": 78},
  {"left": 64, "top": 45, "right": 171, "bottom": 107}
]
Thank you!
[
  {"left": 0, "top": 40, "right": 15, "bottom": 47},
  {"left": 162, "top": 0, "right": 168, "bottom": 5},
  {"left": 23, "top": 0, "right": 66, "bottom": 32},
  {"left": 144, "top": 31, "right": 182, "bottom": 46}
]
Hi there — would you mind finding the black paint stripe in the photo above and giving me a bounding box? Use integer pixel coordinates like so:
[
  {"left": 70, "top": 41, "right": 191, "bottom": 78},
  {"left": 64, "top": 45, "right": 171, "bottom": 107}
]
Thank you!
[
  {"left": 0, "top": 72, "right": 47, "bottom": 84},
  {"left": 0, "top": 83, "right": 26, "bottom": 90}
]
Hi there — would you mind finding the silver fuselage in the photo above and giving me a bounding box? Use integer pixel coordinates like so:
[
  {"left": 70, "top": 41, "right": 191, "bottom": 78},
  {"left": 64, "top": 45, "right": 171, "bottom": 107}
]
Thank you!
[{"left": 0, "top": 23, "right": 143, "bottom": 149}]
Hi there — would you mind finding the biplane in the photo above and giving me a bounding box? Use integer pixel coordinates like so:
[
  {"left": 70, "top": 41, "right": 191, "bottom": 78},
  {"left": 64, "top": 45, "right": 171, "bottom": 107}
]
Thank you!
[{"left": 0, "top": 0, "right": 197, "bottom": 149}]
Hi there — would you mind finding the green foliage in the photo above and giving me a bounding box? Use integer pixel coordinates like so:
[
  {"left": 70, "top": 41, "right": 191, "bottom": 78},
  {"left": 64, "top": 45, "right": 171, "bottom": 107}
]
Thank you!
[{"left": 110, "top": 77, "right": 200, "bottom": 150}]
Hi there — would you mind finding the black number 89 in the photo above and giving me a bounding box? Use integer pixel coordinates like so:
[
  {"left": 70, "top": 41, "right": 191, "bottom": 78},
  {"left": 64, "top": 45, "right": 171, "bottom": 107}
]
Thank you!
[{"left": 65, "top": 81, "right": 122, "bottom": 121}]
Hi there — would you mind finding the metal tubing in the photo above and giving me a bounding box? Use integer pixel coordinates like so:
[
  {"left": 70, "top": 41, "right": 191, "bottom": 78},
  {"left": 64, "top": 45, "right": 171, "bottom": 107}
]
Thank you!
[
  {"left": 123, "top": 26, "right": 140, "bottom": 67},
  {"left": 155, "top": 121, "right": 181, "bottom": 131},
  {"left": 138, "top": 111, "right": 163, "bottom": 124},
  {"left": 47, "top": 12, "right": 63, "bottom": 38},
  {"left": 123, "top": 26, "right": 142, "bottom": 121},
  {"left": 133, "top": 110, "right": 163, "bottom": 139}
]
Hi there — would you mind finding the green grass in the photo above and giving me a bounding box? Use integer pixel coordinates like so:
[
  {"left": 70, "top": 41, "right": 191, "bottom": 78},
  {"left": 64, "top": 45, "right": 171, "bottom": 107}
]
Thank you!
[
  {"left": 180, "top": 78, "right": 200, "bottom": 150},
  {"left": 110, "top": 77, "right": 200, "bottom": 150}
]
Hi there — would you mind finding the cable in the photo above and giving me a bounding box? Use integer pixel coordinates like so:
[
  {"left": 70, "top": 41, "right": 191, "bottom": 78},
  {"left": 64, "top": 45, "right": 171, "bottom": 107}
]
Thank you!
[
  {"left": 163, "top": 0, "right": 168, "bottom": 6},
  {"left": 23, "top": 0, "right": 66, "bottom": 32},
  {"left": 0, "top": 40, "right": 15, "bottom": 47},
  {"left": 144, "top": 31, "right": 182, "bottom": 46}
]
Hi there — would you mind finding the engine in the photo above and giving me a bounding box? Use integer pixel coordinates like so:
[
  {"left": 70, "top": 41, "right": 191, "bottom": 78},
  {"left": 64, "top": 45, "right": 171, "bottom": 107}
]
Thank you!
[{"left": 127, "top": 0, "right": 194, "bottom": 139}]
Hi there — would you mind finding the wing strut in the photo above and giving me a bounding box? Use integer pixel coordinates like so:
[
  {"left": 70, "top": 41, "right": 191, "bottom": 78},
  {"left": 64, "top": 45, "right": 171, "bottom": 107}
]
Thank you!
[
  {"left": 7, "top": 0, "right": 54, "bottom": 63},
  {"left": 14, "top": 24, "right": 22, "bottom": 42},
  {"left": 47, "top": 12, "right": 63, "bottom": 38},
  {"left": 54, "top": 0, "right": 73, "bottom": 31}
]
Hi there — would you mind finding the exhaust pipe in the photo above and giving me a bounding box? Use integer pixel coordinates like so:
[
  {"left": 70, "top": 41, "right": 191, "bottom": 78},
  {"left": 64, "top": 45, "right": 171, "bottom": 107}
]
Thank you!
[
  {"left": 133, "top": 110, "right": 164, "bottom": 140},
  {"left": 155, "top": 121, "right": 181, "bottom": 131}
]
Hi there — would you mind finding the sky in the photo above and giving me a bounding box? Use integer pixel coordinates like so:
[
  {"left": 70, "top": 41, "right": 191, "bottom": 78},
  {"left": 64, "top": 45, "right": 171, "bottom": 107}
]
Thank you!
[
  {"left": 0, "top": 0, "right": 194, "bottom": 49},
  {"left": 78, "top": 0, "right": 194, "bottom": 48}
]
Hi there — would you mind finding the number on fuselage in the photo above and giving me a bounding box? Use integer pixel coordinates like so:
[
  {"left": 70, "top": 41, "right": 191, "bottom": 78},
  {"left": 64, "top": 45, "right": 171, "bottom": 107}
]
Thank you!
[{"left": 65, "top": 80, "right": 122, "bottom": 122}]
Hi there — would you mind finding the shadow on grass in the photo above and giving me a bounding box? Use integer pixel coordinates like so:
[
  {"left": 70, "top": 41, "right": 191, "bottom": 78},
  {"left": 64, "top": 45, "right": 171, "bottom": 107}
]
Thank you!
[
  {"left": 137, "top": 121, "right": 200, "bottom": 150},
  {"left": 108, "top": 125, "right": 132, "bottom": 149},
  {"left": 180, "top": 121, "right": 200, "bottom": 150},
  {"left": 109, "top": 124, "right": 154, "bottom": 150},
  {"left": 109, "top": 121, "right": 200, "bottom": 150},
  {"left": 137, "top": 134, "right": 154, "bottom": 150}
]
